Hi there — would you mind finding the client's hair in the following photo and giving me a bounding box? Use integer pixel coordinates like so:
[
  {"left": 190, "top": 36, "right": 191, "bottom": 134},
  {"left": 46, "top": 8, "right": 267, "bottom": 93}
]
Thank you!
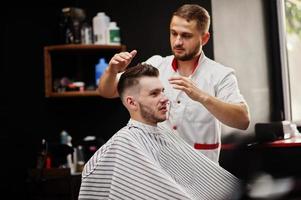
[{"left": 117, "top": 63, "right": 159, "bottom": 99}]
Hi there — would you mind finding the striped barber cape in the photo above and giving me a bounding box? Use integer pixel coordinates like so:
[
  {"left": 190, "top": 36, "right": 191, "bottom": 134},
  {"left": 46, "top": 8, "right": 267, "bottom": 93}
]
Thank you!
[{"left": 79, "top": 119, "right": 241, "bottom": 200}]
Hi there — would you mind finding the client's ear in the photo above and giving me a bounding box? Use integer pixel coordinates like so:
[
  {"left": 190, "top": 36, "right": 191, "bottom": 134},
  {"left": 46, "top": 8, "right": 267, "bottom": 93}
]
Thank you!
[{"left": 125, "top": 96, "right": 138, "bottom": 111}]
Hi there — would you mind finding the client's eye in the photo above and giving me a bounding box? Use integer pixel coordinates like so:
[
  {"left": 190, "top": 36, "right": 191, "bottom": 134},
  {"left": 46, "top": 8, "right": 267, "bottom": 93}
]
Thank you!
[{"left": 150, "top": 92, "right": 158, "bottom": 96}]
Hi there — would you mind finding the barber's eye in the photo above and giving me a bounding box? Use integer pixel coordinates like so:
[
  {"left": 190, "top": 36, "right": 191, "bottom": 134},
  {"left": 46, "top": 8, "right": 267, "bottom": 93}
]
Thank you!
[
  {"left": 171, "top": 31, "right": 177, "bottom": 36},
  {"left": 182, "top": 34, "right": 192, "bottom": 39}
]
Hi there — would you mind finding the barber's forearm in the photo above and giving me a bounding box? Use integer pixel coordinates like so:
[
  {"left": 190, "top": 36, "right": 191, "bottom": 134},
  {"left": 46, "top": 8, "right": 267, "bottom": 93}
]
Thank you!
[
  {"left": 201, "top": 96, "right": 250, "bottom": 130},
  {"left": 97, "top": 67, "right": 119, "bottom": 98}
]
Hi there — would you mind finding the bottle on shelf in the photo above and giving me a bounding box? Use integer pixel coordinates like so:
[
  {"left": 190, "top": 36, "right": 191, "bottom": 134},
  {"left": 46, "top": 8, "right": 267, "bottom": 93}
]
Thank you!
[
  {"left": 107, "top": 21, "right": 121, "bottom": 45},
  {"left": 81, "top": 22, "right": 93, "bottom": 44},
  {"left": 93, "top": 12, "right": 109, "bottom": 44},
  {"left": 60, "top": 130, "right": 75, "bottom": 173},
  {"left": 75, "top": 145, "right": 85, "bottom": 172},
  {"left": 95, "top": 58, "right": 108, "bottom": 86},
  {"left": 36, "top": 138, "right": 50, "bottom": 169}
]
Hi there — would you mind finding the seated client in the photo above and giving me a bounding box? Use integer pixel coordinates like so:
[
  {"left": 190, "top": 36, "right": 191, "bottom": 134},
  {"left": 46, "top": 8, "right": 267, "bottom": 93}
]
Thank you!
[{"left": 78, "top": 63, "right": 241, "bottom": 200}]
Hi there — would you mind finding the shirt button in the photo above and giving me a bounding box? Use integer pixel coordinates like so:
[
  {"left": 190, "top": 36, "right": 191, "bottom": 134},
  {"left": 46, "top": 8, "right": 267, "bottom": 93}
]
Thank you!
[
  {"left": 177, "top": 100, "right": 181, "bottom": 104},
  {"left": 173, "top": 125, "right": 177, "bottom": 130}
]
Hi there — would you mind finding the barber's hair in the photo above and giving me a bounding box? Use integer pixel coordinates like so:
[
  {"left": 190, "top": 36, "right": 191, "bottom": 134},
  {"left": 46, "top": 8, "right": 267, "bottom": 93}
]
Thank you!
[
  {"left": 117, "top": 63, "right": 159, "bottom": 99},
  {"left": 173, "top": 4, "right": 210, "bottom": 34}
]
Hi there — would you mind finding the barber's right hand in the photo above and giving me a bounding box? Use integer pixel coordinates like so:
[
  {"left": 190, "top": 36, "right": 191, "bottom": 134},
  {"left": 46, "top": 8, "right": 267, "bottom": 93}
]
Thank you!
[{"left": 108, "top": 50, "right": 137, "bottom": 74}]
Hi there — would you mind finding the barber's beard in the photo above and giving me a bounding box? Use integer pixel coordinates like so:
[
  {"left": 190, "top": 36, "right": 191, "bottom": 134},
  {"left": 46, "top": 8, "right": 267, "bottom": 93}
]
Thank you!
[
  {"left": 139, "top": 102, "right": 165, "bottom": 124},
  {"left": 173, "top": 43, "right": 201, "bottom": 61}
]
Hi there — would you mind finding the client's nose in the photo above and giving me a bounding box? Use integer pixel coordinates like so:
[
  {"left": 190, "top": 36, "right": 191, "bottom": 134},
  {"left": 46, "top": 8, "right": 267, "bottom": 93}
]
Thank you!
[{"left": 160, "top": 94, "right": 169, "bottom": 105}]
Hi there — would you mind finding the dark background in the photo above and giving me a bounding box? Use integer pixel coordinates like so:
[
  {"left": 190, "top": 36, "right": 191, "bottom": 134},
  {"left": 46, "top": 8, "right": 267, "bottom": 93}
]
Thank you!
[{"left": 2, "top": 0, "right": 213, "bottom": 198}]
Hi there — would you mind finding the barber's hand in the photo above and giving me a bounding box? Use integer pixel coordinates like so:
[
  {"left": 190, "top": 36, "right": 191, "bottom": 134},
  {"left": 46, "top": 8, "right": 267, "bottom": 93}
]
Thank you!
[
  {"left": 168, "top": 76, "right": 208, "bottom": 103},
  {"left": 108, "top": 50, "right": 137, "bottom": 74}
]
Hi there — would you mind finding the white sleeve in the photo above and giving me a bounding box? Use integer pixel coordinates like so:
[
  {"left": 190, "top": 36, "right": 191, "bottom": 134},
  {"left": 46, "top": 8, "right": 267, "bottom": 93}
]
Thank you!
[{"left": 217, "top": 72, "right": 246, "bottom": 104}]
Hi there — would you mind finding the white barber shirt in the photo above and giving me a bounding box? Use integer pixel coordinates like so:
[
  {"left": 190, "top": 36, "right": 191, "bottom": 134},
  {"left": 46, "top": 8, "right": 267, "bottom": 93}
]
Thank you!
[{"left": 145, "top": 52, "right": 246, "bottom": 163}]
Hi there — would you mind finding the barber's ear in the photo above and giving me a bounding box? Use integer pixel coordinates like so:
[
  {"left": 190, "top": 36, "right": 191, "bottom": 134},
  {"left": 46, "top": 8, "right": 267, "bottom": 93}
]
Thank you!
[
  {"left": 125, "top": 96, "right": 138, "bottom": 110},
  {"left": 201, "top": 32, "right": 210, "bottom": 46}
]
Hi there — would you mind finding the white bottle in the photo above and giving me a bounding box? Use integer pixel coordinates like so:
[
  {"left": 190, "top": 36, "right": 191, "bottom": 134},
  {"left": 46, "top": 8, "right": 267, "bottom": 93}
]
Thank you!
[
  {"left": 107, "top": 22, "right": 121, "bottom": 45},
  {"left": 93, "top": 12, "right": 107, "bottom": 44},
  {"left": 60, "top": 130, "right": 75, "bottom": 174},
  {"left": 103, "top": 14, "right": 111, "bottom": 44},
  {"left": 81, "top": 22, "right": 93, "bottom": 44}
]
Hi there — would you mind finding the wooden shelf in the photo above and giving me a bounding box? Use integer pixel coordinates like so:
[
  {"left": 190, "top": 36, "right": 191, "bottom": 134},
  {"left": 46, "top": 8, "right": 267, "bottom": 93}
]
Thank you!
[
  {"left": 45, "top": 44, "right": 126, "bottom": 51},
  {"left": 44, "top": 44, "right": 126, "bottom": 97},
  {"left": 47, "top": 90, "right": 101, "bottom": 97}
]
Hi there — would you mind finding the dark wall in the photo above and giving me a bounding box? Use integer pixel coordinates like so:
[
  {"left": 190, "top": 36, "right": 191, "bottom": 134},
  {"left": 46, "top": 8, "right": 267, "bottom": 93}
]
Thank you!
[{"left": 2, "top": 0, "right": 213, "bottom": 198}]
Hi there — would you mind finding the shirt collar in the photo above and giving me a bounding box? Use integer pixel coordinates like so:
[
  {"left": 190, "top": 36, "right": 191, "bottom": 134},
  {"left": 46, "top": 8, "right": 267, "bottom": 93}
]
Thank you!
[
  {"left": 127, "top": 119, "right": 160, "bottom": 134},
  {"left": 171, "top": 53, "right": 202, "bottom": 73}
]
